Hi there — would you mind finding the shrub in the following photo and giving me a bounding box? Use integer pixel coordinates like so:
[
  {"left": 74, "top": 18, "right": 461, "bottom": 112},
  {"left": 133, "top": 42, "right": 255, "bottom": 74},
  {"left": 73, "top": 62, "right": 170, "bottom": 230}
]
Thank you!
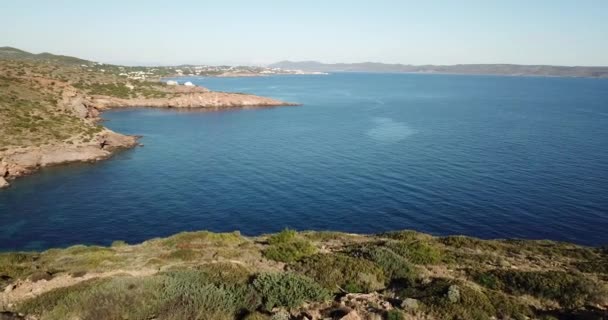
[
  {"left": 348, "top": 245, "right": 418, "bottom": 285},
  {"left": 160, "top": 271, "right": 259, "bottom": 319},
  {"left": 471, "top": 269, "right": 607, "bottom": 308},
  {"left": 263, "top": 240, "right": 316, "bottom": 263},
  {"left": 19, "top": 268, "right": 260, "bottom": 320},
  {"left": 0, "top": 252, "right": 37, "bottom": 280},
  {"left": 160, "top": 231, "right": 244, "bottom": 248},
  {"left": 252, "top": 272, "right": 330, "bottom": 311},
  {"left": 19, "top": 277, "right": 164, "bottom": 320},
  {"left": 385, "top": 240, "right": 443, "bottom": 265},
  {"left": 267, "top": 228, "right": 297, "bottom": 245},
  {"left": 292, "top": 253, "right": 386, "bottom": 293},
  {"left": 399, "top": 279, "right": 496, "bottom": 320}
]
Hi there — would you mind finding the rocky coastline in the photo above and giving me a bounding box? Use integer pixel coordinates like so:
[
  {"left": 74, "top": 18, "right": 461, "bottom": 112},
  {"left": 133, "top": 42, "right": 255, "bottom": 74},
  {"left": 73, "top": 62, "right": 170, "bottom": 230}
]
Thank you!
[{"left": 0, "top": 83, "right": 297, "bottom": 189}]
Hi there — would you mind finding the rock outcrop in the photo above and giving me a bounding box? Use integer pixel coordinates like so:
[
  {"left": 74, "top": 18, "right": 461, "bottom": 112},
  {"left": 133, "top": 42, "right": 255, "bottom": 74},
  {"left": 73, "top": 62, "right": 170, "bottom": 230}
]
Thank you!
[
  {"left": 90, "top": 91, "right": 298, "bottom": 110},
  {"left": 0, "top": 129, "right": 137, "bottom": 188}
]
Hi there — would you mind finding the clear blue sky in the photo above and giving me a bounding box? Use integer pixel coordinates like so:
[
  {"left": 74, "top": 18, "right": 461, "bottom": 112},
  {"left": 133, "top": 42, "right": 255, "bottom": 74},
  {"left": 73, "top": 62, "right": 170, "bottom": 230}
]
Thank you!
[{"left": 1, "top": 0, "right": 607, "bottom": 66}]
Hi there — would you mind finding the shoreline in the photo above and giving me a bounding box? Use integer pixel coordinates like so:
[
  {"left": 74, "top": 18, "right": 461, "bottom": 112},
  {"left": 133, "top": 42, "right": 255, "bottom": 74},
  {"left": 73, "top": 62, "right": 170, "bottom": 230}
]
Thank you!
[
  {"left": 0, "top": 84, "right": 298, "bottom": 189},
  {"left": 0, "top": 228, "right": 606, "bottom": 319}
]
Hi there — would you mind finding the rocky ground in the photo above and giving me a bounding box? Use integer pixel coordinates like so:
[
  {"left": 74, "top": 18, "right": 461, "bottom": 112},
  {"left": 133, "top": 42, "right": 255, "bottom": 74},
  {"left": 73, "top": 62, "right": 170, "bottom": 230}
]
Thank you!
[
  {"left": 0, "top": 229, "right": 607, "bottom": 320},
  {"left": 0, "top": 57, "right": 296, "bottom": 188}
]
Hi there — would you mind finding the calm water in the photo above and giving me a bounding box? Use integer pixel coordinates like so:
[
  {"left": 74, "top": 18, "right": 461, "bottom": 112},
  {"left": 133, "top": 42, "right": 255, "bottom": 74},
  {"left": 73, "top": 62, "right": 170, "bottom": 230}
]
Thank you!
[{"left": 1, "top": 73, "right": 608, "bottom": 251}]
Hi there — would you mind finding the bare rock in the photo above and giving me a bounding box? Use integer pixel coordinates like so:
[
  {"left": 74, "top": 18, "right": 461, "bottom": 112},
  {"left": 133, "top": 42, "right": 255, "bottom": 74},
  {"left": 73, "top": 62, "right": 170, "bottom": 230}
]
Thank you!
[
  {"left": 339, "top": 310, "right": 362, "bottom": 320},
  {"left": 400, "top": 298, "right": 419, "bottom": 311},
  {"left": 0, "top": 177, "right": 8, "bottom": 189},
  {"left": 447, "top": 285, "right": 460, "bottom": 303}
]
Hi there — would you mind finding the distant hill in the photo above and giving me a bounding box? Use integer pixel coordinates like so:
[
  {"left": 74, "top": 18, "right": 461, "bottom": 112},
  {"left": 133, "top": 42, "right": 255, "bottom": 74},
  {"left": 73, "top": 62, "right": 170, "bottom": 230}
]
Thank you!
[
  {"left": 0, "top": 46, "right": 92, "bottom": 65},
  {"left": 270, "top": 60, "right": 608, "bottom": 78}
]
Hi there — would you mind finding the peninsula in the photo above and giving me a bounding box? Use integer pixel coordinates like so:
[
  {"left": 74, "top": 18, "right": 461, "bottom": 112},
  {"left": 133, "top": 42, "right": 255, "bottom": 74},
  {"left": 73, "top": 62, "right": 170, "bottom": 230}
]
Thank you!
[
  {"left": 270, "top": 61, "right": 608, "bottom": 78},
  {"left": 0, "top": 47, "right": 297, "bottom": 188}
]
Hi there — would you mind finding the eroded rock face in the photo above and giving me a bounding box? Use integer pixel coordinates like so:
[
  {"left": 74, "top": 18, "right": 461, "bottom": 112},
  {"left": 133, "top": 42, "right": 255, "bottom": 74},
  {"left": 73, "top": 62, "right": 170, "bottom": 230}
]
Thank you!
[
  {"left": 0, "top": 129, "right": 137, "bottom": 183},
  {"left": 90, "top": 91, "right": 298, "bottom": 110}
]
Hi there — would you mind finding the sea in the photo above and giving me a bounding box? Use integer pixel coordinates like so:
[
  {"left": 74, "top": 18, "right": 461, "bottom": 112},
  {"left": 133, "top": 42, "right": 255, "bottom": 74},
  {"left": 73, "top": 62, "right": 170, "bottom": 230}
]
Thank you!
[{"left": 1, "top": 73, "right": 607, "bottom": 251}]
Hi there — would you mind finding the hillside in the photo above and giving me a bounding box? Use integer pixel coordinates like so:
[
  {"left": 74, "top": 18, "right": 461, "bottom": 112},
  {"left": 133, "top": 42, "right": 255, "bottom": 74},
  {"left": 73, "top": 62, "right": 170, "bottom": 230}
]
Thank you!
[
  {"left": 269, "top": 61, "right": 608, "bottom": 78},
  {"left": 0, "top": 229, "right": 607, "bottom": 320},
  {"left": 0, "top": 48, "right": 295, "bottom": 188}
]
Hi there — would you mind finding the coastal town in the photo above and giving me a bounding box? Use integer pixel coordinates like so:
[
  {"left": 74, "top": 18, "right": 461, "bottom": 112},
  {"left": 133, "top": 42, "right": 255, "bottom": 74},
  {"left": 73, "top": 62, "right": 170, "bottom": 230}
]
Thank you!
[{"left": 80, "top": 62, "right": 328, "bottom": 82}]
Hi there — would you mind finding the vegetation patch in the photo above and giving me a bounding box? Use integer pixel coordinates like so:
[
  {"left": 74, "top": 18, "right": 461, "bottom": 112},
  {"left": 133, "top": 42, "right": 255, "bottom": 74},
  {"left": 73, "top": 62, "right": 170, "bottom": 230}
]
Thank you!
[
  {"left": 347, "top": 245, "right": 419, "bottom": 285},
  {"left": 470, "top": 269, "right": 608, "bottom": 308},
  {"left": 263, "top": 229, "right": 317, "bottom": 263},
  {"left": 292, "top": 253, "right": 386, "bottom": 293},
  {"left": 252, "top": 272, "right": 330, "bottom": 311}
]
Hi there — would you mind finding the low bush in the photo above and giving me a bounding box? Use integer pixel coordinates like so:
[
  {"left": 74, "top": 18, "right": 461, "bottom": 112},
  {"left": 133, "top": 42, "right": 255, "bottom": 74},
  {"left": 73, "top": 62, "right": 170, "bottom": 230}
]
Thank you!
[
  {"left": 348, "top": 245, "right": 418, "bottom": 285},
  {"left": 263, "top": 240, "right": 316, "bottom": 263},
  {"left": 471, "top": 269, "right": 607, "bottom": 308},
  {"left": 252, "top": 272, "right": 330, "bottom": 311},
  {"left": 292, "top": 253, "right": 386, "bottom": 293},
  {"left": 267, "top": 228, "right": 297, "bottom": 245},
  {"left": 160, "top": 231, "right": 244, "bottom": 248},
  {"left": 19, "top": 267, "right": 260, "bottom": 320},
  {"left": 399, "top": 279, "right": 497, "bottom": 320},
  {"left": 385, "top": 240, "right": 444, "bottom": 265}
]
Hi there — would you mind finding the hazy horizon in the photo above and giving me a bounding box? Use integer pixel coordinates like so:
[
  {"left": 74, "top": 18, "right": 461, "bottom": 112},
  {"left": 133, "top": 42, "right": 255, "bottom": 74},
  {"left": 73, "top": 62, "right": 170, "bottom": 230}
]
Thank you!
[{"left": 1, "top": 0, "right": 607, "bottom": 67}]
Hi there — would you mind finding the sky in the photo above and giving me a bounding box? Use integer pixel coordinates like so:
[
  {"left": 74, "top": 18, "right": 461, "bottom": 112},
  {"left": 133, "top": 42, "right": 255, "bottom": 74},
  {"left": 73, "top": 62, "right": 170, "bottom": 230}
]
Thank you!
[{"left": 1, "top": 0, "right": 607, "bottom": 66}]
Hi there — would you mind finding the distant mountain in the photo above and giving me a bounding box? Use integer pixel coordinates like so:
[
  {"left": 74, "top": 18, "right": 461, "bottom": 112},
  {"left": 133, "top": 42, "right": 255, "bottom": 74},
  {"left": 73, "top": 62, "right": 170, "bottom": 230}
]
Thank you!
[
  {"left": 0, "top": 46, "right": 92, "bottom": 65},
  {"left": 269, "top": 60, "right": 608, "bottom": 78}
]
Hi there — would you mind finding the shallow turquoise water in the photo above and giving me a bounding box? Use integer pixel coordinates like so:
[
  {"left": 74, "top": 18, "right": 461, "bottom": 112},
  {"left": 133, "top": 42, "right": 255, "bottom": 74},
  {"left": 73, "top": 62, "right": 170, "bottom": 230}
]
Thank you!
[{"left": 1, "top": 73, "right": 608, "bottom": 250}]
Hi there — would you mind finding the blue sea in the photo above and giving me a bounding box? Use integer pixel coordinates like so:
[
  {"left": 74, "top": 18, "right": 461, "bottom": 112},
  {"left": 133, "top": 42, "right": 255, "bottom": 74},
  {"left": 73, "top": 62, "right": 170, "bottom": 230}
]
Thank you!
[{"left": 1, "top": 73, "right": 608, "bottom": 251}]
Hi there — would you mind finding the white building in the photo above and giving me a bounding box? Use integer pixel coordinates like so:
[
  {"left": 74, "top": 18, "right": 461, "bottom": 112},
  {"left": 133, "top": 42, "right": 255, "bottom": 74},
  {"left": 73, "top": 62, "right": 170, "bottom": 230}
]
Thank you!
[{"left": 166, "top": 80, "right": 179, "bottom": 86}]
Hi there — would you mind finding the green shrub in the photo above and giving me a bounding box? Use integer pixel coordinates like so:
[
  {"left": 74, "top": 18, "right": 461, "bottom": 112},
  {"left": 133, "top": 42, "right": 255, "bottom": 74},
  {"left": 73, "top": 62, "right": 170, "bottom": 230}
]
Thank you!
[
  {"left": 19, "top": 277, "right": 164, "bottom": 320},
  {"left": 348, "top": 245, "right": 418, "bottom": 284},
  {"left": 160, "top": 270, "right": 259, "bottom": 319},
  {"left": 292, "top": 253, "right": 386, "bottom": 293},
  {"left": 0, "top": 252, "right": 38, "bottom": 280},
  {"left": 381, "top": 230, "right": 432, "bottom": 242},
  {"left": 19, "top": 268, "right": 260, "bottom": 320},
  {"left": 399, "top": 279, "right": 496, "bottom": 320},
  {"left": 160, "top": 231, "right": 244, "bottom": 248},
  {"left": 263, "top": 240, "right": 316, "bottom": 263},
  {"left": 267, "top": 228, "right": 297, "bottom": 245},
  {"left": 385, "top": 240, "right": 443, "bottom": 265},
  {"left": 471, "top": 269, "right": 607, "bottom": 308},
  {"left": 252, "top": 272, "right": 330, "bottom": 311}
]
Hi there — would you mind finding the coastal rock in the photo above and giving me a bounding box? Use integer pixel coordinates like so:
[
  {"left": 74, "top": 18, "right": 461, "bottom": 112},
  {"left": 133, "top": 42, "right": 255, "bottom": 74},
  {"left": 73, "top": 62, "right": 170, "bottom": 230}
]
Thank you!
[
  {"left": 0, "top": 130, "right": 137, "bottom": 183},
  {"left": 339, "top": 310, "right": 362, "bottom": 320},
  {"left": 90, "top": 90, "right": 298, "bottom": 110},
  {"left": 0, "top": 177, "right": 8, "bottom": 189},
  {"left": 400, "top": 298, "right": 419, "bottom": 311}
]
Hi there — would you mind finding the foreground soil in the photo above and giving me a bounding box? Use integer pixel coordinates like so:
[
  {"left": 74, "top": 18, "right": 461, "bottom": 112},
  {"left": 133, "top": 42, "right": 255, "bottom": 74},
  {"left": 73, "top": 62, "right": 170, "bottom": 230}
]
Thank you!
[{"left": 1, "top": 229, "right": 606, "bottom": 320}]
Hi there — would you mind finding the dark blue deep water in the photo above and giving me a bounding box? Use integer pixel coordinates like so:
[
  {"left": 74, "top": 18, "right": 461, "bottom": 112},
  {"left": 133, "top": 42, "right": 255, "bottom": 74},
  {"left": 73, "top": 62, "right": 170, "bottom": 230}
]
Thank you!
[{"left": 1, "top": 73, "right": 608, "bottom": 250}]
